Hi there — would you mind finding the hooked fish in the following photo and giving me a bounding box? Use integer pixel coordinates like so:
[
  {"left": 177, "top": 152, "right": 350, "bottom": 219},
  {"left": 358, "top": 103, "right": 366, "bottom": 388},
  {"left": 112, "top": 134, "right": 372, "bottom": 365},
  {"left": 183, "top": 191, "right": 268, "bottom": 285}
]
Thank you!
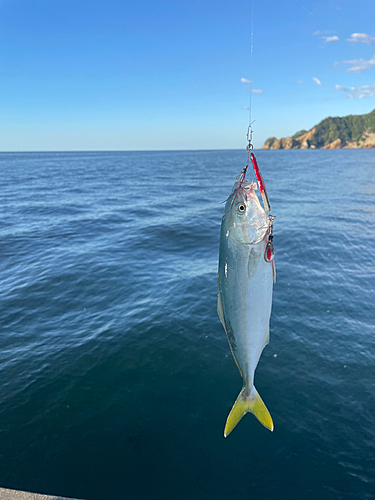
[{"left": 217, "top": 153, "right": 275, "bottom": 437}]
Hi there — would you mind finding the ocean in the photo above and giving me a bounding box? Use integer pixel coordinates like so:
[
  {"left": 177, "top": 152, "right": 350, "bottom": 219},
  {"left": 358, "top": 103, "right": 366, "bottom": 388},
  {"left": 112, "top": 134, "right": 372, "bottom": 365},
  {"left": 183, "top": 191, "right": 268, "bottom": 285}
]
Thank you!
[{"left": 0, "top": 149, "right": 374, "bottom": 500}]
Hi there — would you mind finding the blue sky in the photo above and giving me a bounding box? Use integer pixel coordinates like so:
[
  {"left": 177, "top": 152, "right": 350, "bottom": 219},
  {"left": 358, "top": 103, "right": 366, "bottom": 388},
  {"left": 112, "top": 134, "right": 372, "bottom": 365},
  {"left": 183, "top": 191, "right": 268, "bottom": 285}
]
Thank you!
[{"left": 1, "top": 0, "right": 375, "bottom": 150}]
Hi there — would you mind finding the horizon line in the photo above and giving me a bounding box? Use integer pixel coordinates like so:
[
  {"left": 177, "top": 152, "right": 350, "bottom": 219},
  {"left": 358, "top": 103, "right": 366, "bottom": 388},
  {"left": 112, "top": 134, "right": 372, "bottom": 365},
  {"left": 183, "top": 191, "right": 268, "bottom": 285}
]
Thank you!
[{"left": 0, "top": 148, "right": 255, "bottom": 154}]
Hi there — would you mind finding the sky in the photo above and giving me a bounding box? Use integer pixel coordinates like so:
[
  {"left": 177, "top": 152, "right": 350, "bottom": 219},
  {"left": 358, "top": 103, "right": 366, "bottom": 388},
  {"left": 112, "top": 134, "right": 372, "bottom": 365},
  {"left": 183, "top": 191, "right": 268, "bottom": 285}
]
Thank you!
[{"left": 1, "top": 0, "right": 375, "bottom": 151}]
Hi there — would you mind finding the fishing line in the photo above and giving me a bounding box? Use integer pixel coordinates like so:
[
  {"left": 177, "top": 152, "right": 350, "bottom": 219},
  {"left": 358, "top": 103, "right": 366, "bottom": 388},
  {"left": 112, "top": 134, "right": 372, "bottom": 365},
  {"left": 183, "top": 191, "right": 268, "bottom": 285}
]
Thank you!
[
  {"left": 245, "top": 0, "right": 255, "bottom": 168},
  {"left": 248, "top": 0, "right": 254, "bottom": 128}
]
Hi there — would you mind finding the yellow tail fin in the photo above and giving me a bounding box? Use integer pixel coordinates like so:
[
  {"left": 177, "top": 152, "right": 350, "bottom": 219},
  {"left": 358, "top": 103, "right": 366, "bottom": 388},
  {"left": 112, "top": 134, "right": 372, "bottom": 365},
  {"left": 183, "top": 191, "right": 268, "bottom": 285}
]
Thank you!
[{"left": 224, "top": 386, "right": 274, "bottom": 437}]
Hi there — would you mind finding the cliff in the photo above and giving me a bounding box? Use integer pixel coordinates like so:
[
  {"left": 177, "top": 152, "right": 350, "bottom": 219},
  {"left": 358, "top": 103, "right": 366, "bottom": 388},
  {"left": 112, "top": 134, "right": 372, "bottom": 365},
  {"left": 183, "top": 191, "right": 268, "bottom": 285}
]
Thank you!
[{"left": 261, "top": 109, "right": 375, "bottom": 150}]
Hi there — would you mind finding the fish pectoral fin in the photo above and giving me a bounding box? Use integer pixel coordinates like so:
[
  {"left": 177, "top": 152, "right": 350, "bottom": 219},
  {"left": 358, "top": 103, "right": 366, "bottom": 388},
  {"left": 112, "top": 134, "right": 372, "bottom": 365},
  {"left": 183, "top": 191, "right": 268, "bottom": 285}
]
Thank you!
[
  {"left": 248, "top": 248, "right": 261, "bottom": 280},
  {"left": 224, "top": 386, "right": 274, "bottom": 437},
  {"left": 272, "top": 260, "right": 276, "bottom": 283}
]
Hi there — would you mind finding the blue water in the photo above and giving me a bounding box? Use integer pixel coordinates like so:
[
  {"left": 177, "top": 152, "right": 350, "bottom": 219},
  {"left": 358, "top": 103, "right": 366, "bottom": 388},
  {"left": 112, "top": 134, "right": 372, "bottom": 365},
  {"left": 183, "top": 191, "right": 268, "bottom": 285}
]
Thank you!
[{"left": 0, "top": 149, "right": 374, "bottom": 500}]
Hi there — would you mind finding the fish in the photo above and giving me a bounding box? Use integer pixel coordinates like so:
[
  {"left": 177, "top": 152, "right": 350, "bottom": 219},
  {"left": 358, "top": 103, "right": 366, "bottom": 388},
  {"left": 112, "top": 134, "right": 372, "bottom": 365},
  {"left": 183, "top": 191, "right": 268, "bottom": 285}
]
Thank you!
[{"left": 217, "top": 156, "right": 275, "bottom": 437}]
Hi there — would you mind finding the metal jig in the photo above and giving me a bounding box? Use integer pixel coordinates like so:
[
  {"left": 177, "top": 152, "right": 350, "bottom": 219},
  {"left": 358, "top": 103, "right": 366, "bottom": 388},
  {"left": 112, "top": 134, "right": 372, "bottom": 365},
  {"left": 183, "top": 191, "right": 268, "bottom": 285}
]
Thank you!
[{"left": 245, "top": 126, "right": 275, "bottom": 263}]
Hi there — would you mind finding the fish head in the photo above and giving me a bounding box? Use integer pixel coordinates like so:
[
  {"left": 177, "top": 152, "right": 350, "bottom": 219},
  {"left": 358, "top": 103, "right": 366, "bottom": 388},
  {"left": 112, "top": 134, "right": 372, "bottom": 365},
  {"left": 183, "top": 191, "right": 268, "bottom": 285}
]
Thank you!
[{"left": 223, "top": 180, "right": 268, "bottom": 245}]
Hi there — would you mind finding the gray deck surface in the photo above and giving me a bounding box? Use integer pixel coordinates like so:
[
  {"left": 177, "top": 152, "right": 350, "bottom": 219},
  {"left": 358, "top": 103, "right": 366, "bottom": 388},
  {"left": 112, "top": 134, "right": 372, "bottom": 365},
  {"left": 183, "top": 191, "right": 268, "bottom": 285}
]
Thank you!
[{"left": 0, "top": 488, "right": 83, "bottom": 500}]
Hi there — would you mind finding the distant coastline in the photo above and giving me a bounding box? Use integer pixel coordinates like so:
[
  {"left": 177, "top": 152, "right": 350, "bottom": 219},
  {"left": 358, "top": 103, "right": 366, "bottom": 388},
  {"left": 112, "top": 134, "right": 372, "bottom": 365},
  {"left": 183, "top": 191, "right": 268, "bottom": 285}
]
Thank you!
[{"left": 261, "top": 109, "right": 375, "bottom": 150}]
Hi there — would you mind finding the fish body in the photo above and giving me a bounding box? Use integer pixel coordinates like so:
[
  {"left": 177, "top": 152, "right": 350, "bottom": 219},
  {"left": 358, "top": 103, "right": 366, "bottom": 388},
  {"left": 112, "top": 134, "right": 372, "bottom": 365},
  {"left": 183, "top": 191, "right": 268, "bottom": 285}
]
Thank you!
[{"left": 218, "top": 178, "right": 274, "bottom": 436}]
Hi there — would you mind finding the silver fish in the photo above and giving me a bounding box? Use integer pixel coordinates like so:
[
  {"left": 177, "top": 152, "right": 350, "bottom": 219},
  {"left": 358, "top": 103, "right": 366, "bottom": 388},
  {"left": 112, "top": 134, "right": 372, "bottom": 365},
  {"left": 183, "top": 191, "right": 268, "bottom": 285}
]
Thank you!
[{"left": 218, "top": 169, "right": 275, "bottom": 437}]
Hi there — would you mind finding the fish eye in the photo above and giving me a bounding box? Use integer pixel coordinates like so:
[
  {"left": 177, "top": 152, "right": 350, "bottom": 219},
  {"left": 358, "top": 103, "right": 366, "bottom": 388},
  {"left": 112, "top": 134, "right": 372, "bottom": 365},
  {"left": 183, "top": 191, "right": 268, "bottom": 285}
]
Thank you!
[{"left": 237, "top": 203, "right": 246, "bottom": 214}]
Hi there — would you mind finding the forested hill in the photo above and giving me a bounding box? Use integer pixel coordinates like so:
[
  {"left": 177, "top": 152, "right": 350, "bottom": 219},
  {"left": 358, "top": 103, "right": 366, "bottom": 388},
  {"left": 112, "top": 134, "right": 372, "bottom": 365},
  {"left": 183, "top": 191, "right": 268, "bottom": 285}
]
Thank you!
[{"left": 261, "top": 109, "right": 375, "bottom": 150}]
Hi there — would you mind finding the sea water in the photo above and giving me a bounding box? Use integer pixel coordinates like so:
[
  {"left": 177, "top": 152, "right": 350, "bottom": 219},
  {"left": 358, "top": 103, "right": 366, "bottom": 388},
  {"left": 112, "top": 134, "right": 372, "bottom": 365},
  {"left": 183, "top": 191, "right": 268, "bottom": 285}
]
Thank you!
[{"left": 0, "top": 149, "right": 374, "bottom": 499}]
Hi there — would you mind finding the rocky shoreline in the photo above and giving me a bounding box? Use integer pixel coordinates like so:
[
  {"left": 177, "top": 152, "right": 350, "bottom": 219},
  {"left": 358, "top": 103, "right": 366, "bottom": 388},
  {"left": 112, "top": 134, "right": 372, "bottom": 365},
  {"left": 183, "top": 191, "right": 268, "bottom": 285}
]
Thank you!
[{"left": 261, "top": 109, "right": 375, "bottom": 150}]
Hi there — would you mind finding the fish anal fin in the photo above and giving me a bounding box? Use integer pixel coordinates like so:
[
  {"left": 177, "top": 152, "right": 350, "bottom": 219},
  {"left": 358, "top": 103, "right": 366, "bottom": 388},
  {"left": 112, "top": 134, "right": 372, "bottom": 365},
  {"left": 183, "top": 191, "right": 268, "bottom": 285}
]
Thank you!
[
  {"left": 224, "top": 386, "right": 273, "bottom": 437},
  {"left": 264, "top": 328, "right": 270, "bottom": 347},
  {"left": 217, "top": 291, "right": 226, "bottom": 332}
]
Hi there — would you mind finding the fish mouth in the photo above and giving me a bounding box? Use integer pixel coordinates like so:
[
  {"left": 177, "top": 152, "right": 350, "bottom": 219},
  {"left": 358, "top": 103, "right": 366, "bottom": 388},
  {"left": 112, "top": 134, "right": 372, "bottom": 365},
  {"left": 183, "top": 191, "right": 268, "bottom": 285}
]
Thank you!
[
  {"left": 235, "top": 182, "right": 257, "bottom": 201},
  {"left": 227, "top": 181, "right": 257, "bottom": 206}
]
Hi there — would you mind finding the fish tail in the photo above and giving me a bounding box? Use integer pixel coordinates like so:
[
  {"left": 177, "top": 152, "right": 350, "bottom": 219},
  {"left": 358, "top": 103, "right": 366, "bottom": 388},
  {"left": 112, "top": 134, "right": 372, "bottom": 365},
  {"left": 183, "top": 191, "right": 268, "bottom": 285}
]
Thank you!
[{"left": 224, "top": 386, "right": 274, "bottom": 437}]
